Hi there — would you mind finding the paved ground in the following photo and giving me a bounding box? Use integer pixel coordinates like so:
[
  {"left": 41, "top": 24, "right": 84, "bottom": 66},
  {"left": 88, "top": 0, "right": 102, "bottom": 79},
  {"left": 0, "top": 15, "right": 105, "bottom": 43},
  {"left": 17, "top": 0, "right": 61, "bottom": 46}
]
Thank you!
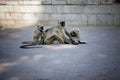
[{"left": 0, "top": 26, "right": 120, "bottom": 80}]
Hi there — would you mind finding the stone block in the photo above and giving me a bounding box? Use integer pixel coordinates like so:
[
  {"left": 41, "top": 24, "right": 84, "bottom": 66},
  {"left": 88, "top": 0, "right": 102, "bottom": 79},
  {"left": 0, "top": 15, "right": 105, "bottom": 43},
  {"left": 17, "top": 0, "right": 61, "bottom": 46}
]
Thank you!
[
  {"left": 18, "top": 0, "right": 51, "bottom": 5},
  {"left": 51, "top": 14, "right": 65, "bottom": 21},
  {"left": 81, "top": 14, "right": 88, "bottom": 22},
  {"left": 87, "top": 14, "right": 96, "bottom": 25},
  {"left": 36, "top": 14, "right": 51, "bottom": 21},
  {"left": 71, "top": 5, "right": 84, "bottom": 13},
  {"left": 88, "top": 0, "right": 100, "bottom": 4},
  {"left": 52, "top": 0, "right": 66, "bottom": 4},
  {"left": 0, "top": 20, "right": 15, "bottom": 27},
  {"left": 96, "top": 14, "right": 107, "bottom": 25},
  {"left": 22, "top": 13, "right": 51, "bottom": 21},
  {"left": 13, "top": 6, "right": 21, "bottom": 12},
  {"left": 18, "top": 5, "right": 52, "bottom": 13},
  {"left": 111, "top": 5, "right": 120, "bottom": 14},
  {"left": 40, "top": 5, "right": 52, "bottom": 13},
  {"left": 101, "top": 0, "right": 113, "bottom": 4},
  {"left": 38, "top": 21, "right": 58, "bottom": 26},
  {"left": 66, "top": 21, "right": 87, "bottom": 26},
  {"left": 5, "top": 13, "right": 22, "bottom": 20},
  {"left": 22, "top": 13, "right": 36, "bottom": 20},
  {"left": 64, "top": 5, "right": 71, "bottom": 13},
  {"left": 18, "top": 1, "right": 41, "bottom": 5},
  {"left": 6, "top": 1, "right": 18, "bottom": 5},
  {"left": 0, "top": 1, "right": 6, "bottom": 5},
  {"left": 41, "top": 0, "right": 52, "bottom": 4},
  {"left": 64, "top": 5, "right": 84, "bottom": 14},
  {"left": 85, "top": 5, "right": 99, "bottom": 14},
  {"left": 0, "top": 13, "right": 5, "bottom": 20},
  {"left": 114, "top": 15, "right": 120, "bottom": 25},
  {"left": 98, "top": 5, "right": 112, "bottom": 14},
  {"left": 106, "top": 14, "right": 114, "bottom": 25},
  {"left": 19, "top": 6, "right": 39, "bottom": 13},
  {"left": 0, "top": 6, "right": 14, "bottom": 12},
  {"left": 64, "top": 14, "right": 87, "bottom": 21},
  {"left": 36, "top": 21, "right": 55, "bottom": 26},
  {"left": 64, "top": 14, "right": 78, "bottom": 21},
  {"left": 5, "top": 13, "right": 11, "bottom": 20},
  {"left": 66, "top": 0, "right": 88, "bottom": 5},
  {"left": 11, "top": 13, "right": 23, "bottom": 20},
  {"left": 14, "top": 20, "right": 37, "bottom": 28},
  {"left": 52, "top": 5, "right": 64, "bottom": 13}
]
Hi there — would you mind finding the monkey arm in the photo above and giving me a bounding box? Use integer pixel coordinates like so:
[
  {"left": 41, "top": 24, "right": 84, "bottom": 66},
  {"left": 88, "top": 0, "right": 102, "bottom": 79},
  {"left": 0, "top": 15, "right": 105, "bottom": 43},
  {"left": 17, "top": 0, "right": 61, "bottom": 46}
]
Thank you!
[{"left": 64, "top": 28, "right": 72, "bottom": 39}]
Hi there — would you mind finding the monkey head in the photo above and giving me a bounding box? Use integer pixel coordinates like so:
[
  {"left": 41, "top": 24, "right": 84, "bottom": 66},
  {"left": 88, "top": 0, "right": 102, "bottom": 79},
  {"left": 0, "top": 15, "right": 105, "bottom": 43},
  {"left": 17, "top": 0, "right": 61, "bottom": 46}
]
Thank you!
[
  {"left": 37, "top": 25, "right": 44, "bottom": 31},
  {"left": 70, "top": 31, "right": 77, "bottom": 37},
  {"left": 58, "top": 21, "right": 65, "bottom": 27},
  {"left": 70, "top": 29, "right": 80, "bottom": 45}
]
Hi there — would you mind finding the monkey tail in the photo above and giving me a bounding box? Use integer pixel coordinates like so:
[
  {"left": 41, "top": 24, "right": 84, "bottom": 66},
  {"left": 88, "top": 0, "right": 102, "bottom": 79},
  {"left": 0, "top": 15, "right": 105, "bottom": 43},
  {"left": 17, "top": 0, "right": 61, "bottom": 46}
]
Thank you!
[
  {"left": 20, "top": 44, "right": 42, "bottom": 49},
  {"left": 22, "top": 41, "right": 33, "bottom": 44}
]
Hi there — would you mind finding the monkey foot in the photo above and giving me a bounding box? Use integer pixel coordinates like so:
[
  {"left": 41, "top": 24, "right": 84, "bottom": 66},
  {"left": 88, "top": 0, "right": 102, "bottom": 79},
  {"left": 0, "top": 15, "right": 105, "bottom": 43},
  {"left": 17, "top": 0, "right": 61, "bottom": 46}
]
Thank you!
[{"left": 79, "top": 41, "right": 86, "bottom": 44}]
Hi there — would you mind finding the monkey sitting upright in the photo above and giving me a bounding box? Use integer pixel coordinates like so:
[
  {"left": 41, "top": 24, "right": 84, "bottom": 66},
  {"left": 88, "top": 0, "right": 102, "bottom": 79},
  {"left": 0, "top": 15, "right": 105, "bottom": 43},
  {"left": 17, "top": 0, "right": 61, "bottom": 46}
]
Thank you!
[
  {"left": 20, "top": 25, "right": 45, "bottom": 48},
  {"left": 32, "top": 25, "right": 45, "bottom": 45},
  {"left": 43, "top": 21, "right": 71, "bottom": 45}
]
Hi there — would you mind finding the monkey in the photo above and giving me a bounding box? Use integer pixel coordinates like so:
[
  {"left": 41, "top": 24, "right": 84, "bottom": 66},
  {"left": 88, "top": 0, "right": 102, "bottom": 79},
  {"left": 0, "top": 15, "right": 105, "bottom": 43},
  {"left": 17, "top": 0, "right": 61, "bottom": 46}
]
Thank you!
[
  {"left": 43, "top": 21, "right": 72, "bottom": 45},
  {"left": 32, "top": 25, "right": 45, "bottom": 45},
  {"left": 20, "top": 25, "right": 45, "bottom": 48},
  {"left": 69, "top": 29, "right": 86, "bottom": 45}
]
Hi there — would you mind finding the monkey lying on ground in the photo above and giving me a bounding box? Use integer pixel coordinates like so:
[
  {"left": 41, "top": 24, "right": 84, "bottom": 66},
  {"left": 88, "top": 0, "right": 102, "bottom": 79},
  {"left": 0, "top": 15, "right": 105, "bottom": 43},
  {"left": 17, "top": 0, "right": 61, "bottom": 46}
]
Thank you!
[{"left": 69, "top": 29, "right": 86, "bottom": 45}]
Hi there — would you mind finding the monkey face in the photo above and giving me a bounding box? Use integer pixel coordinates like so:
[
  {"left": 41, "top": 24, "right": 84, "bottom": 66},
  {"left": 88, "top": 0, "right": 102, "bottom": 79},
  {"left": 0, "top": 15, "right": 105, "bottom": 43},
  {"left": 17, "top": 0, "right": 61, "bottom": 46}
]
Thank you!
[
  {"left": 60, "top": 21, "right": 65, "bottom": 27},
  {"left": 37, "top": 25, "right": 44, "bottom": 31},
  {"left": 70, "top": 30, "right": 80, "bottom": 45},
  {"left": 40, "top": 26, "right": 44, "bottom": 30},
  {"left": 70, "top": 31, "right": 77, "bottom": 37}
]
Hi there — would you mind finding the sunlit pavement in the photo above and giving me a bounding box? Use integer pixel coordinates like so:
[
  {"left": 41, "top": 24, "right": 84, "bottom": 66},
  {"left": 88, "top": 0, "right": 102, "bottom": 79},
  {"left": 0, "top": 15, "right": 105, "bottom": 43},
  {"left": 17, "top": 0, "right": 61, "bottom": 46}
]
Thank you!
[{"left": 0, "top": 26, "right": 120, "bottom": 80}]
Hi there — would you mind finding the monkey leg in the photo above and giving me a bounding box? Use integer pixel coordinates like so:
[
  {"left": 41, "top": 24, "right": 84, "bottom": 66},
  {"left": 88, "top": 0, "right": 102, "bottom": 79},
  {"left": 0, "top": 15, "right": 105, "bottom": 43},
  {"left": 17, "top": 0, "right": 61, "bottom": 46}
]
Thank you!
[
  {"left": 63, "top": 36, "right": 71, "bottom": 44},
  {"left": 33, "top": 37, "right": 39, "bottom": 45},
  {"left": 78, "top": 41, "right": 86, "bottom": 44},
  {"left": 55, "top": 36, "right": 64, "bottom": 44},
  {"left": 22, "top": 37, "right": 39, "bottom": 45},
  {"left": 44, "top": 36, "right": 55, "bottom": 45}
]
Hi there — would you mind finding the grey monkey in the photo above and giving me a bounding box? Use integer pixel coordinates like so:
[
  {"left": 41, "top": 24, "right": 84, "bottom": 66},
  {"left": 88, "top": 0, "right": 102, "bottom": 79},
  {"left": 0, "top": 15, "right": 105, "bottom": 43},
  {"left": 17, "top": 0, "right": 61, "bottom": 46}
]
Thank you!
[
  {"left": 33, "top": 25, "right": 45, "bottom": 45},
  {"left": 43, "top": 21, "right": 71, "bottom": 45},
  {"left": 69, "top": 29, "right": 86, "bottom": 45},
  {"left": 20, "top": 25, "right": 45, "bottom": 48}
]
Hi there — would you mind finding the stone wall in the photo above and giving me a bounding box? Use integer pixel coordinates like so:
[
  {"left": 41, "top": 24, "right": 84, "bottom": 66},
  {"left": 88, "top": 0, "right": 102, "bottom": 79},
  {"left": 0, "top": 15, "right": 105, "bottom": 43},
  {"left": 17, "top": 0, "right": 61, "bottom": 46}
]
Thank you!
[{"left": 0, "top": 0, "right": 120, "bottom": 28}]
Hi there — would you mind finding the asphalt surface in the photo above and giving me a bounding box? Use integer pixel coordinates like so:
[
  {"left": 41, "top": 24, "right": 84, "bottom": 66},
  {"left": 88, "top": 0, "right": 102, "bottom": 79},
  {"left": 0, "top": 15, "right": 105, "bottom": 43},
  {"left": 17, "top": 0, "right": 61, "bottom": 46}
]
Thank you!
[{"left": 0, "top": 26, "right": 120, "bottom": 80}]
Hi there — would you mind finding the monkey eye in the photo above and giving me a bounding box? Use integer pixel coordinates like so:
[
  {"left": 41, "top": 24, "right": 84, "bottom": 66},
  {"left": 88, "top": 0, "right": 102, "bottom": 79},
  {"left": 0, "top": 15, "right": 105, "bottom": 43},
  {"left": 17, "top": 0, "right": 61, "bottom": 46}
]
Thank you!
[
  {"left": 73, "top": 31, "right": 76, "bottom": 34},
  {"left": 71, "top": 31, "right": 76, "bottom": 36}
]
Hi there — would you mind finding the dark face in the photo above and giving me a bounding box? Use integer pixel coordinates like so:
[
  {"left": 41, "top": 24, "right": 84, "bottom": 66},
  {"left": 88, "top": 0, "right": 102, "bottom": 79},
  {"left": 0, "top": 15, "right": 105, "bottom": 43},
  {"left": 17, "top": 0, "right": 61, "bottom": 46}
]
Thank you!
[
  {"left": 40, "top": 26, "right": 44, "bottom": 30},
  {"left": 70, "top": 30, "right": 80, "bottom": 45},
  {"left": 37, "top": 26, "right": 44, "bottom": 31},
  {"left": 70, "top": 31, "right": 76, "bottom": 37},
  {"left": 60, "top": 21, "right": 65, "bottom": 27}
]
